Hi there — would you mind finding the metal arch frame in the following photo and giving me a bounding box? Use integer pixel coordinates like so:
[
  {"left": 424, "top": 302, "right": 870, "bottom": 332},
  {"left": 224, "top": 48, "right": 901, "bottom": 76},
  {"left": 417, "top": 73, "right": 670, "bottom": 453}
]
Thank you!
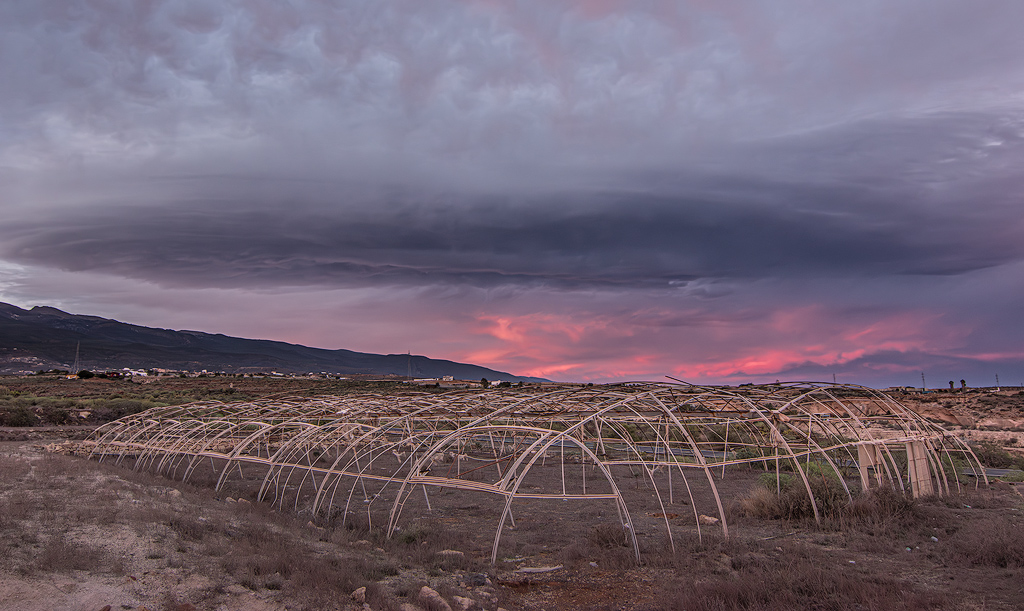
[{"left": 79, "top": 382, "right": 987, "bottom": 563}]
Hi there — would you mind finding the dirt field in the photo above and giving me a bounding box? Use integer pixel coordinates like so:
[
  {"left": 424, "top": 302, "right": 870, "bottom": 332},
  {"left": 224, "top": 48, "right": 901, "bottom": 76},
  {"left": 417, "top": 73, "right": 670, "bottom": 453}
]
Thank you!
[
  {"left": 2, "top": 378, "right": 1024, "bottom": 610},
  {"left": 1, "top": 433, "right": 1023, "bottom": 611}
]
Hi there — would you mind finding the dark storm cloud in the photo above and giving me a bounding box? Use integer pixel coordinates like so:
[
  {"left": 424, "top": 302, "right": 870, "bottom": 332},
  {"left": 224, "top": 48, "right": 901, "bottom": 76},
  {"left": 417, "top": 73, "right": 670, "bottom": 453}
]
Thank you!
[
  {"left": 3, "top": 160, "right": 1023, "bottom": 290},
  {"left": 3, "top": 1, "right": 1024, "bottom": 385}
]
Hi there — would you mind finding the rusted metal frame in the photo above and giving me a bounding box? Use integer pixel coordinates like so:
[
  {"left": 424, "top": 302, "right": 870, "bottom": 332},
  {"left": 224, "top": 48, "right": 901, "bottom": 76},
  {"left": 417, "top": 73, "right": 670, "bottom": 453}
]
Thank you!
[
  {"left": 716, "top": 392, "right": 824, "bottom": 524},
  {"left": 650, "top": 395, "right": 732, "bottom": 536},
  {"left": 386, "top": 427, "right": 540, "bottom": 538},
  {"left": 308, "top": 418, "right": 416, "bottom": 516},
  {"left": 774, "top": 412, "right": 854, "bottom": 503},
  {"left": 796, "top": 388, "right": 905, "bottom": 493},
  {"left": 601, "top": 395, "right": 686, "bottom": 552},
  {"left": 213, "top": 421, "right": 275, "bottom": 491},
  {"left": 90, "top": 418, "right": 162, "bottom": 464},
  {"left": 331, "top": 428, "right": 445, "bottom": 530},
  {"left": 139, "top": 419, "right": 200, "bottom": 474},
  {"left": 802, "top": 417, "right": 868, "bottom": 487},
  {"left": 119, "top": 419, "right": 189, "bottom": 469},
  {"left": 86, "top": 420, "right": 134, "bottom": 459},
  {"left": 489, "top": 428, "right": 640, "bottom": 565},
  {"left": 248, "top": 421, "right": 324, "bottom": 508},
  {"left": 84, "top": 383, "right": 983, "bottom": 563},
  {"left": 167, "top": 420, "right": 238, "bottom": 481}
]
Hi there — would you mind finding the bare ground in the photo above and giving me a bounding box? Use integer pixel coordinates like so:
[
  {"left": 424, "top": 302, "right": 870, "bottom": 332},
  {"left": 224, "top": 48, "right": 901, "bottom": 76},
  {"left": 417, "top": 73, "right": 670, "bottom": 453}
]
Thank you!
[{"left": 2, "top": 434, "right": 1024, "bottom": 611}]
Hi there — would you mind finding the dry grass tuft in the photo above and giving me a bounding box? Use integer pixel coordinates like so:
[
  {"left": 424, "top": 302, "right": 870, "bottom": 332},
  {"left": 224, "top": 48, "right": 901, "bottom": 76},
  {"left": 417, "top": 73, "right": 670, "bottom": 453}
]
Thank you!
[
  {"left": 942, "top": 514, "right": 1024, "bottom": 567},
  {"left": 658, "top": 543, "right": 952, "bottom": 611},
  {"left": 33, "top": 534, "right": 115, "bottom": 574},
  {"left": 560, "top": 523, "right": 636, "bottom": 569},
  {"left": 387, "top": 518, "right": 481, "bottom": 571}
]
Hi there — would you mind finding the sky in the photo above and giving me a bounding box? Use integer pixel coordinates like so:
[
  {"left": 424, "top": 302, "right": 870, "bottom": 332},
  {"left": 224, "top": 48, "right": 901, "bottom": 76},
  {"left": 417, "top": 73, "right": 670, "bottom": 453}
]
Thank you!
[{"left": 2, "top": 1, "right": 1024, "bottom": 387}]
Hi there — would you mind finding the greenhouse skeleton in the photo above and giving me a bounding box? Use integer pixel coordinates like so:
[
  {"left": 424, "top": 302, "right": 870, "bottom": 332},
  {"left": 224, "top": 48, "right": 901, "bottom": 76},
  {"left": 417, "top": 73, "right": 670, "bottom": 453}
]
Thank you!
[{"left": 82, "top": 382, "right": 986, "bottom": 563}]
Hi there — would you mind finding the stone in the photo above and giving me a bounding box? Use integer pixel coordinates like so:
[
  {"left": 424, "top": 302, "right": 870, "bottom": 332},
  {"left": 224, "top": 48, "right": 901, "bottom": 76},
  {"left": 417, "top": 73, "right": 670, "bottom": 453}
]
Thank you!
[
  {"left": 451, "top": 596, "right": 475, "bottom": 611},
  {"left": 168, "top": 489, "right": 183, "bottom": 499},
  {"left": 418, "top": 586, "right": 452, "bottom": 611},
  {"left": 437, "top": 549, "right": 465, "bottom": 559},
  {"left": 352, "top": 586, "right": 367, "bottom": 603},
  {"left": 513, "top": 565, "right": 562, "bottom": 574},
  {"left": 460, "top": 573, "right": 488, "bottom": 587},
  {"left": 698, "top": 514, "right": 720, "bottom": 525},
  {"left": 237, "top": 498, "right": 252, "bottom": 506},
  {"left": 398, "top": 604, "right": 423, "bottom": 611},
  {"left": 225, "top": 497, "right": 236, "bottom": 503}
]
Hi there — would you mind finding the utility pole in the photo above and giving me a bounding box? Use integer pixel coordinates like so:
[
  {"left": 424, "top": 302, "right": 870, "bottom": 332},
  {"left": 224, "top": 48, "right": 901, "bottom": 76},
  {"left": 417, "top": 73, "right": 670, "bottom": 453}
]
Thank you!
[
  {"left": 996, "top": 374, "right": 1000, "bottom": 391},
  {"left": 921, "top": 372, "right": 926, "bottom": 391},
  {"left": 832, "top": 373, "right": 836, "bottom": 384},
  {"left": 72, "top": 341, "right": 80, "bottom": 374}
]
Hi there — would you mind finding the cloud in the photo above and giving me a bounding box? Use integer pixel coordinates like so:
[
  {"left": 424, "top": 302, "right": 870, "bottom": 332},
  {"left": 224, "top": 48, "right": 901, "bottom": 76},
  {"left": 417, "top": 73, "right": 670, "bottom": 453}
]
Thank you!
[
  {"left": 2, "top": 1, "right": 1024, "bottom": 386},
  {"left": 3, "top": 134, "right": 1024, "bottom": 292}
]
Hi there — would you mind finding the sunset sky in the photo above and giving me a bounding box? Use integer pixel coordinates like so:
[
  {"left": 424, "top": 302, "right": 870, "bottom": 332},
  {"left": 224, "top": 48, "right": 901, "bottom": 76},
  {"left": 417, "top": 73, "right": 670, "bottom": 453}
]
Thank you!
[{"left": 2, "top": 1, "right": 1024, "bottom": 387}]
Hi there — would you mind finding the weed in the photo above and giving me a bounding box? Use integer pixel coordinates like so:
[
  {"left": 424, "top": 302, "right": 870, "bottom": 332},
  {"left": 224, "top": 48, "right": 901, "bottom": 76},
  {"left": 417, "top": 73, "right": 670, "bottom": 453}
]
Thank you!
[
  {"left": 740, "top": 463, "right": 850, "bottom": 521},
  {"left": 560, "top": 523, "right": 636, "bottom": 569},
  {"left": 168, "top": 515, "right": 213, "bottom": 541},
  {"left": 942, "top": 515, "right": 1024, "bottom": 567},
  {"left": 658, "top": 547, "right": 950, "bottom": 611},
  {"left": 0, "top": 407, "right": 36, "bottom": 427},
  {"left": 588, "top": 523, "right": 629, "bottom": 548},
  {"left": 972, "top": 442, "right": 1024, "bottom": 470},
  {"left": 33, "top": 534, "right": 108, "bottom": 573}
]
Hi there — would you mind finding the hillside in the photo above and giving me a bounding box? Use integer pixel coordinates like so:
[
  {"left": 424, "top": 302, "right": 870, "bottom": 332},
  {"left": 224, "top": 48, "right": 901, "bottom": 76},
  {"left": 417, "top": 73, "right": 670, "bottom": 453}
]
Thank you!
[{"left": 0, "top": 302, "right": 544, "bottom": 382}]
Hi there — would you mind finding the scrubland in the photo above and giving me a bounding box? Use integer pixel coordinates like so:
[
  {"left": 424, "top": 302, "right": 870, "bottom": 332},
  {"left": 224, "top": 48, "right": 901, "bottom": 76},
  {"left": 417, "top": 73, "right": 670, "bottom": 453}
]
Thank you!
[{"left": 2, "top": 377, "right": 1024, "bottom": 610}]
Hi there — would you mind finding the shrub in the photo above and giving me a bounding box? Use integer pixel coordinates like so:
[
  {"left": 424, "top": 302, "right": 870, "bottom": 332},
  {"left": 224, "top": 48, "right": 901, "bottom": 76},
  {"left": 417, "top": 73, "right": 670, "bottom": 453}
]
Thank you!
[
  {"left": 39, "top": 406, "right": 72, "bottom": 425},
  {"left": 588, "top": 523, "right": 629, "bottom": 548},
  {"left": 34, "top": 534, "right": 108, "bottom": 573},
  {"left": 559, "top": 523, "right": 637, "bottom": 569},
  {"left": 658, "top": 546, "right": 948, "bottom": 611},
  {"left": 741, "top": 462, "right": 849, "bottom": 521},
  {"left": 943, "top": 515, "right": 1024, "bottom": 567},
  {"left": 971, "top": 442, "right": 1024, "bottom": 470},
  {"left": 0, "top": 407, "right": 36, "bottom": 427},
  {"left": 734, "top": 446, "right": 768, "bottom": 469}
]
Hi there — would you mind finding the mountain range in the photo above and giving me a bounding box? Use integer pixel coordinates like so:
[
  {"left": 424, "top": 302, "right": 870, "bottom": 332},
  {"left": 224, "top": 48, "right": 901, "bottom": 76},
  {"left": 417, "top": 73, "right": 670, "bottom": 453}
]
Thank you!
[{"left": 0, "top": 302, "right": 544, "bottom": 382}]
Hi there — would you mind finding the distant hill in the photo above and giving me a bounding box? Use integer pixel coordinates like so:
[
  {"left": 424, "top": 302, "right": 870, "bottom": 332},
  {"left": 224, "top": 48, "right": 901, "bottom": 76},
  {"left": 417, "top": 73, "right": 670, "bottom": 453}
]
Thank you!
[{"left": 0, "top": 302, "right": 545, "bottom": 382}]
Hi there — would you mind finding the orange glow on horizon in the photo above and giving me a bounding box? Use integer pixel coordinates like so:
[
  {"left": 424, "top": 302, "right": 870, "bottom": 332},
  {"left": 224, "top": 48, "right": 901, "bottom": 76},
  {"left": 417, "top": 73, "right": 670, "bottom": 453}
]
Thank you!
[{"left": 444, "top": 307, "right": 982, "bottom": 383}]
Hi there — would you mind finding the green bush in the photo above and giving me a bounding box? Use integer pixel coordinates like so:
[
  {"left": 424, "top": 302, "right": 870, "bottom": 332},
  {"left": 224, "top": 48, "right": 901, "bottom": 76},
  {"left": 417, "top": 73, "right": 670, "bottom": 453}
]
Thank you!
[
  {"left": 972, "top": 442, "right": 1024, "bottom": 470},
  {"left": 998, "top": 470, "right": 1024, "bottom": 483},
  {"left": 745, "top": 461, "right": 849, "bottom": 520}
]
